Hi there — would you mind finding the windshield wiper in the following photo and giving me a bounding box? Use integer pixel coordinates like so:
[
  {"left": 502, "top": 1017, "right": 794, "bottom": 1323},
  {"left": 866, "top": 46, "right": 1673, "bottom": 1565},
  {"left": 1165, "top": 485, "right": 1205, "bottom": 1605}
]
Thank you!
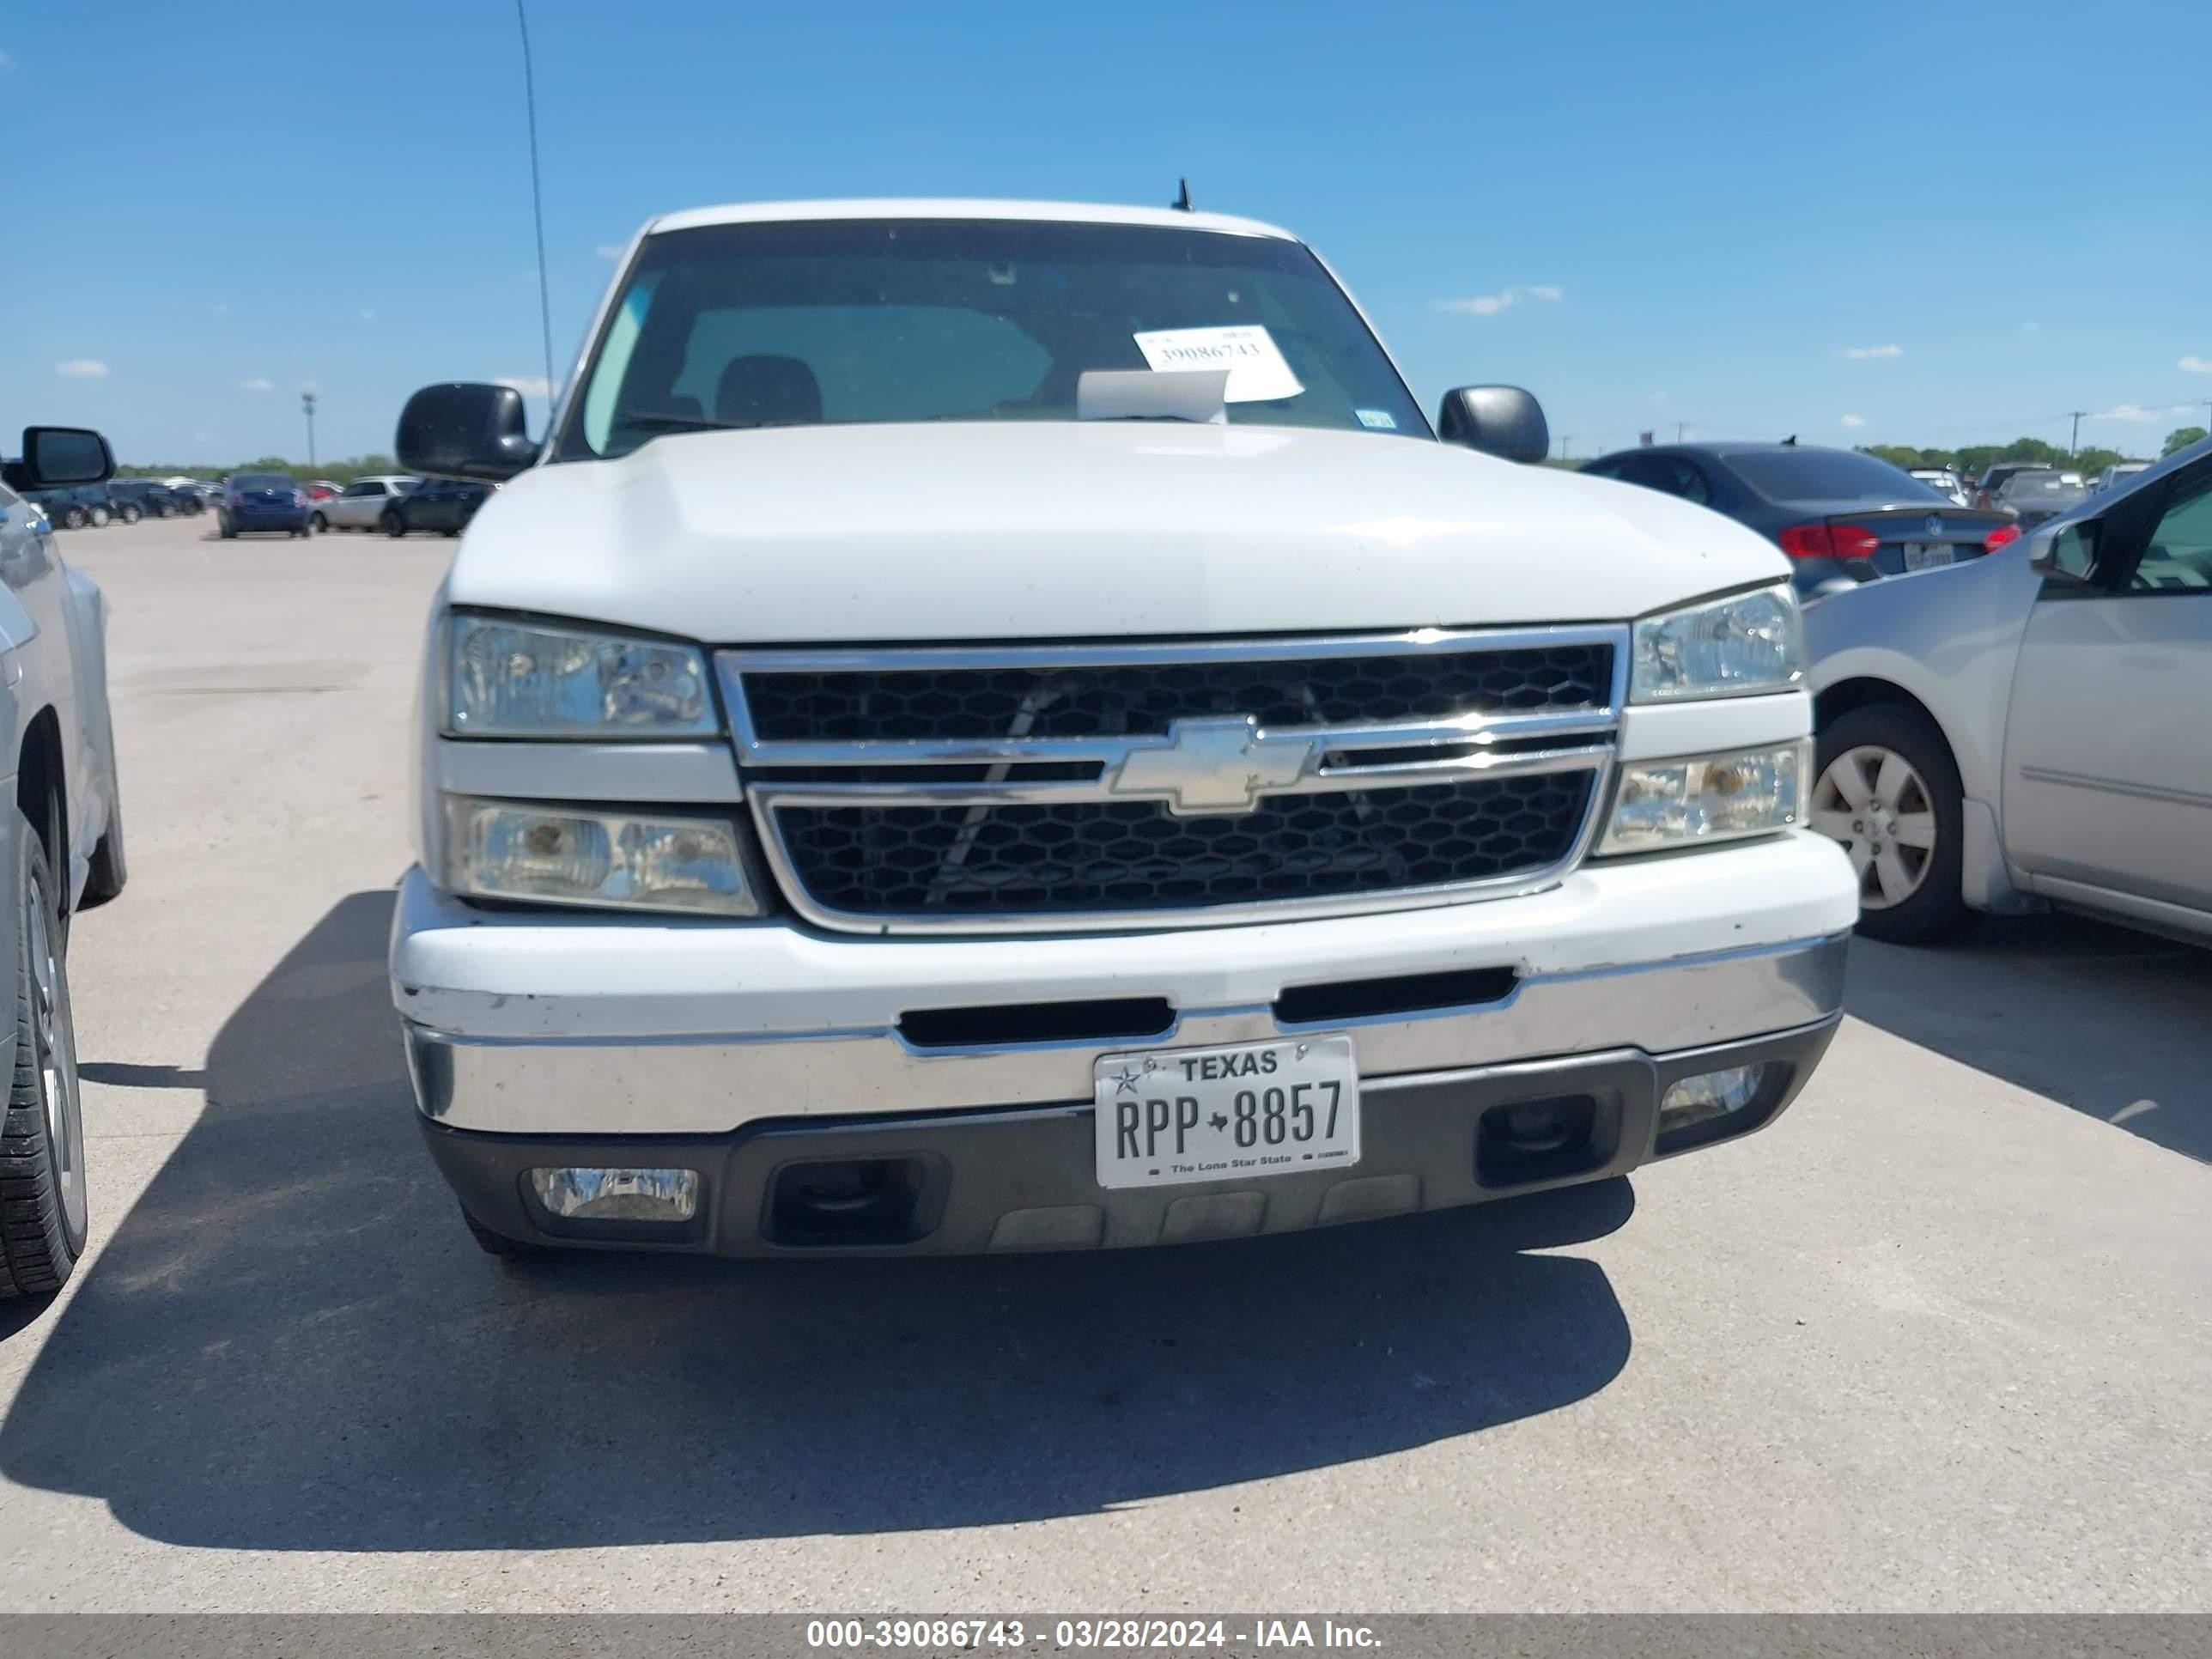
[{"left": 618, "top": 410, "right": 745, "bottom": 433}]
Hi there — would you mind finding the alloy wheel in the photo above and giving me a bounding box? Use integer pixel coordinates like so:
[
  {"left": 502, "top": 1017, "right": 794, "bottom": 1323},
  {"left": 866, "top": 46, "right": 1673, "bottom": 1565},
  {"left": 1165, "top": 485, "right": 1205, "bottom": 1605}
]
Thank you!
[
  {"left": 1811, "top": 744, "right": 1937, "bottom": 910},
  {"left": 27, "top": 880, "right": 87, "bottom": 1240}
]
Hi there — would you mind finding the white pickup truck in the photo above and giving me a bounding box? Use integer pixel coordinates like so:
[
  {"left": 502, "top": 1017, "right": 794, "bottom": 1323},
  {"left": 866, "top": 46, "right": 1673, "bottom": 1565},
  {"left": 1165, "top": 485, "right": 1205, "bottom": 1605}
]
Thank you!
[{"left": 388, "top": 198, "right": 1856, "bottom": 1260}]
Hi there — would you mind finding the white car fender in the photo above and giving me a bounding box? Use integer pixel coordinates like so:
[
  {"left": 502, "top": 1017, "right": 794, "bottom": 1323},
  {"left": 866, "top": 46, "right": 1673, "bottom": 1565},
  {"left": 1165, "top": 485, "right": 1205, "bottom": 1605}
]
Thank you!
[{"left": 1804, "top": 546, "right": 2048, "bottom": 912}]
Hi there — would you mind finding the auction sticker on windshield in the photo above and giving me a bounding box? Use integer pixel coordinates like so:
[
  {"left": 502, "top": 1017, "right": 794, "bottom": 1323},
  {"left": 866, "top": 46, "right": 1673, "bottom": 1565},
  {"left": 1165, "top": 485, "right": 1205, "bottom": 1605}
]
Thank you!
[
  {"left": 1131, "top": 325, "right": 1304, "bottom": 403},
  {"left": 1094, "top": 1036, "right": 1359, "bottom": 1190}
]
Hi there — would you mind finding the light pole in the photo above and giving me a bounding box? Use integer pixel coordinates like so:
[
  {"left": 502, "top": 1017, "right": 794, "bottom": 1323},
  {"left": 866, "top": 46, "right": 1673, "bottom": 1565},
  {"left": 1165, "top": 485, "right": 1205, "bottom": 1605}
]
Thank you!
[
  {"left": 2067, "top": 410, "right": 2086, "bottom": 456},
  {"left": 301, "top": 390, "right": 317, "bottom": 469},
  {"left": 517, "top": 0, "right": 556, "bottom": 412}
]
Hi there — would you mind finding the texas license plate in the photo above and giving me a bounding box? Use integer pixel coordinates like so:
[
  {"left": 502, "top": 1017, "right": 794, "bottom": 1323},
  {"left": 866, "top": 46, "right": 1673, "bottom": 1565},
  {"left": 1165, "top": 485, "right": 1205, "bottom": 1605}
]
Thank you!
[
  {"left": 1902, "top": 542, "right": 1954, "bottom": 571},
  {"left": 1093, "top": 1036, "right": 1360, "bottom": 1190}
]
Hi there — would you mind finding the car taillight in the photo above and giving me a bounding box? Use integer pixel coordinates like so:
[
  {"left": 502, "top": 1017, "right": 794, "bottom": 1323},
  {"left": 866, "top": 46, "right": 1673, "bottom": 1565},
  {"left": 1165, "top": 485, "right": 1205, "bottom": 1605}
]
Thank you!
[
  {"left": 1778, "top": 524, "right": 1881, "bottom": 560},
  {"left": 1984, "top": 523, "right": 2021, "bottom": 552}
]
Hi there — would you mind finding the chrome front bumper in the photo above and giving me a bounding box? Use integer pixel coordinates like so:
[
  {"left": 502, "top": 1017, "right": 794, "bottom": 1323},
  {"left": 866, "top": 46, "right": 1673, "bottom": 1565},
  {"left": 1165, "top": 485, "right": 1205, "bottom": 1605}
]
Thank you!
[{"left": 402, "top": 928, "right": 1848, "bottom": 1137}]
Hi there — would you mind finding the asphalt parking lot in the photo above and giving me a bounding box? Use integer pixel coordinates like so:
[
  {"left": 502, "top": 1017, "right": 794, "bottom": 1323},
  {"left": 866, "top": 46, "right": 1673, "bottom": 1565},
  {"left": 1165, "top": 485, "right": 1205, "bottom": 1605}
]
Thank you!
[{"left": 0, "top": 513, "right": 2205, "bottom": 1613}]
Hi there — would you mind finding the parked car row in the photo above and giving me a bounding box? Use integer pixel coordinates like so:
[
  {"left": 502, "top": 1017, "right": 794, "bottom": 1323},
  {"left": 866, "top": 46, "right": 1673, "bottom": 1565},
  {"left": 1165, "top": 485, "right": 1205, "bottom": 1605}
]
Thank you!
[
  {"left": 306, "top": 475, "right": 491, "bottom": 537},
  {"left": 207, "top": 472, "right": 493, "bottom": 538},
  {"left": 21, "top": 478, "right": 206, "bottom": 528}
]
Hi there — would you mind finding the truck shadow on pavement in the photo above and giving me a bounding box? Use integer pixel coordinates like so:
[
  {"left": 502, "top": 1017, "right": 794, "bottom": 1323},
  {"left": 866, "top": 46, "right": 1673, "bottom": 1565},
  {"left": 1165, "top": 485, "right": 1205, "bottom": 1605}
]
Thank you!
[
  {"left": 1844, "top": 913, "right": 2212, "bottom": 1163},
  {"left": 0, "top": 891, "right": 1633, "bottom": 1552}
]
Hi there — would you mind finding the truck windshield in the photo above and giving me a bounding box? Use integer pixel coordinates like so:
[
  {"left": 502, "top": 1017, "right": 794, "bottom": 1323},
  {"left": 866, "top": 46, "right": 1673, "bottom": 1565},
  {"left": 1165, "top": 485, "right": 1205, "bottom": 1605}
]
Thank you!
[{"left": 559, "top": 217, "right": 1428, "bottom": 459}]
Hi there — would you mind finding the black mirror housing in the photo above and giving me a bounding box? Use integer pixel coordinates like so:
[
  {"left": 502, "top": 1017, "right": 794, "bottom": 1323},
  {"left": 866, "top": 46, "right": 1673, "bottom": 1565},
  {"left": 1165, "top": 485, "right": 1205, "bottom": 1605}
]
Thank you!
[
  {"left": 1437, "top": 386, "right": 1550, "bottom": 465},
  {"left": 3, "top": 426, "right": 115, "bottom": 490},
  {"left": 396, "top": 383, "right": 539, "bottom": 482}
]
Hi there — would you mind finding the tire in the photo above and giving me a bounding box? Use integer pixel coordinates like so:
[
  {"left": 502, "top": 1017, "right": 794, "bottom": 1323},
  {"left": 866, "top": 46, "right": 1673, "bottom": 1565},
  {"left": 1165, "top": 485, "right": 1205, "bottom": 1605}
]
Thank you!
[
  {"left": 1811, "top": 703, "right": 1970, "bottom": 945},
  {"left": 381, "top": 510, "right": 405, "bottom": 538},
  {"left": 308, "top": 511, "right": 328, "bottom": 534},
  {"left": 118, "top": 505, "right": 142, "bottom": 526},
  {"left": 155, "top": 503, "right": 173, "bottom": 519},
  {"left": 218, "top": 514, "right": 237, "bottom": 539},
  {"left": 0, "top": 811, "right": 88, "bottom": 1299},
  {"left": 61, "top": 507, "right": 87, "bottom": 532},
  {"left": 88, "top": 507, "right": 111, "bottom": 529}
]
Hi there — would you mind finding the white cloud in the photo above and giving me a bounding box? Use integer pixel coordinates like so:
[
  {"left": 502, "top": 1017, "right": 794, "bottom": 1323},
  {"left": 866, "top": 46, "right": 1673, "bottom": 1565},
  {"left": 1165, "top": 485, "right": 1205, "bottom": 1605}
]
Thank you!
[
  {"left": 1838, "top": 344, "right": 1904, "bottom": 359},
  {"left": 497, "top": 375, "right": 554, "bottom": 398},
  {"left": 2095, "top": 403, "right": 2188, "bottom": 422},
  {"left": 1431, "top": 284, "right": 1564, "bottom": 317},
  {"left": 55, "top": 359, "right": 107, "bottom": 378},
  {"left": 1840, "top": 414, "right": 1865, "bottom": 428},
  {"left": 240, "top": 377, "right": 273, "bottom": 392},
  {"left": 595, "top": 243, "right": 625, "bottom": 260},
  {"left": 2180, "top": 355, "right": 2212, "bottom": 374}
]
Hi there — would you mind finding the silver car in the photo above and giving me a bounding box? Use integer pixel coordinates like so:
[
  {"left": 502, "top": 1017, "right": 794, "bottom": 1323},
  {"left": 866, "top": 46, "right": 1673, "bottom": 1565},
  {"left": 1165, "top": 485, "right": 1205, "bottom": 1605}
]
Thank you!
[
  {"left": 308, "top": 473, "right": 420, "bottom": 534},
  {"left": 0, "top": 424, "right": 130, "bottom": 1296},
  {"left": 1804, "top": 437, "right": 2212, "bottom": 944},
  {"left": 1992, "top": 467, "right": 2089, "bottom": 530}
]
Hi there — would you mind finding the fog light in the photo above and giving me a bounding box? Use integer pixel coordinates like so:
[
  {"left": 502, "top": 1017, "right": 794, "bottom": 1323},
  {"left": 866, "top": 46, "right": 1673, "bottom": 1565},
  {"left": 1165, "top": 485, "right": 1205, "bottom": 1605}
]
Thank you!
[
  {"left": 528, "top": 1166, "right": 700, "bottom": 1222},
  {"left": 1659, "top": 1065, "right": 1766, "bottom": 1130}
]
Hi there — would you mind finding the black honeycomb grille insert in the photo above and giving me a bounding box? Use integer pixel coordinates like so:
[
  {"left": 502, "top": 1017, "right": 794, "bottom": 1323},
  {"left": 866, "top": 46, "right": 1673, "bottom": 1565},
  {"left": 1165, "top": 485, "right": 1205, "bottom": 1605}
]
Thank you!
[
  {"left": 775, "top": 772, "right": 1595, "bottom": 918},
  {"left": 740, "top": 642, "right": 1613, "bottom": 743}
]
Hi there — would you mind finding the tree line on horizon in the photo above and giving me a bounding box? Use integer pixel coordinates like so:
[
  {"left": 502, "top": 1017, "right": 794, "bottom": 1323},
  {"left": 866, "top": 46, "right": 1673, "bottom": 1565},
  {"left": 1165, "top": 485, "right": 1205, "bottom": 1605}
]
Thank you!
[
  {"left": 1856, "top": 426, "right": 2207, "bottom": 478},
  {"left": 111, "top": 455, "right": 404, "bottom": 484}
]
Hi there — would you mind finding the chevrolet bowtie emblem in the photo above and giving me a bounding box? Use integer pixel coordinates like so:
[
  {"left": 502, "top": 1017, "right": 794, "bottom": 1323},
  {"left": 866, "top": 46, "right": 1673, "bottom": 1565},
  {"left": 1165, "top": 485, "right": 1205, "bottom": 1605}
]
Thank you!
[{"left": 1110, "top": 715, "right": 1317, "bottom": 816}]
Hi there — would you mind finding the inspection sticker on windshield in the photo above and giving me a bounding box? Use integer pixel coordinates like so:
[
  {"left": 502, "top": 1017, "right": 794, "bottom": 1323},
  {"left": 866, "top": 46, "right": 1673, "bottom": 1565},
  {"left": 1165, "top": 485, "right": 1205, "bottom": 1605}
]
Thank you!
[
  {"left": 1132, "top": 325, "right": 1303, "bottom": 403},
  {"left": 1354, "top": 408, "right": 1398, "bottom": 429}
]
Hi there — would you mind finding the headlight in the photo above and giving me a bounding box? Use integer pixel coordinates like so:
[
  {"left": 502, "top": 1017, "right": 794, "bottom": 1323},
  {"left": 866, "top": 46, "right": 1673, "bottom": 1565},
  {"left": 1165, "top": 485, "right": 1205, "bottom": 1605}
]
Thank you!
[
  {"left": 447, "top": 615, "right": 717, "bottom": 738},
  {"left": 1632, "top": 584, "right": 1804, "bottom": 702},
  {"left": 443, "top": 797, "right": 763, "bottom": 915},
  {"left": 1597, "top": 742, "right": 1808, "bottom": 854}
]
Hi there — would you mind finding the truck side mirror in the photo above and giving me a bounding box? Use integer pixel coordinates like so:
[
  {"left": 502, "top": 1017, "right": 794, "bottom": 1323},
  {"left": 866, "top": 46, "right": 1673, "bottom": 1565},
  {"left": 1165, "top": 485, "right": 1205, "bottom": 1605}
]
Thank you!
[
  {"left": 4, "top": 426, "right": 114, "bottom": 490},
  {"left": 1437, "top": 386, "right": 1550, "bottom": 465},
  {"left": 397, "top": 383, "right": 539, "bottom": 483}
]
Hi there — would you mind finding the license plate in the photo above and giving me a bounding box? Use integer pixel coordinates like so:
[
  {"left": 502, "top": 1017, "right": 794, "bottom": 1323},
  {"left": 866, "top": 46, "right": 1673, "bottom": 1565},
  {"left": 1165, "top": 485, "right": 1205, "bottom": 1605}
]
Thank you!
[
  {"left": 1093, "top": 1035, "right": 1360, "bottom": 1190},
  {"left": 1902, "top": 542, "right": 1954, "bottom": 571}
]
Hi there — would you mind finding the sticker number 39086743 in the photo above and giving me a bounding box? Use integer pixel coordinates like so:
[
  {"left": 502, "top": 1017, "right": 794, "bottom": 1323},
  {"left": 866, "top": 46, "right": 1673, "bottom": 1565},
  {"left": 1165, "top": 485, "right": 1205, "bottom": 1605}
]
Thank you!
[{"left": 1130, "top": 325, "right": 1304, "bottom": 404}]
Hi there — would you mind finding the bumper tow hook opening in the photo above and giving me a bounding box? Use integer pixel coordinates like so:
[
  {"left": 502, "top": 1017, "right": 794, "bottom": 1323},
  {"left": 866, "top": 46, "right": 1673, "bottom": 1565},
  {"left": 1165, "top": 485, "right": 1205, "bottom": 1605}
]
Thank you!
[
  {"left": 768, "top": 1157, "right": 934, "bottom": 1248},
  {"left": 1475, "top": 1094, "right": 1603, "bottom": 1187}
]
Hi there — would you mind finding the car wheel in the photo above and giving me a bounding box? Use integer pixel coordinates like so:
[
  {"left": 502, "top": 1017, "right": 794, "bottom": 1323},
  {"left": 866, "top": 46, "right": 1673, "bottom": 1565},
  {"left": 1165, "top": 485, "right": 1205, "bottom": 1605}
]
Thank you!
[
  {"left": 0, "top": 810, "right": 88, "bottom": 1298},
  {"left": 62, "top": 507, "right": 87, "bottom": 531},
  {"left": 218, "top": 514, "right": 237, "bottom": 539},
  {"left": 88, "top": 506, "right": 111, "bottom": 529},
  {"left": 118, "top": 505, "right": 142, "bottom": 526},
  {"left": 1810, "top": 703, "right": 1969, "bottom": 945},
  {"left": 382, "top": 510, "right": 405, "bottom": 538},
  {"left": 308, "top": 511, "right": 328, "bottom": 534}
]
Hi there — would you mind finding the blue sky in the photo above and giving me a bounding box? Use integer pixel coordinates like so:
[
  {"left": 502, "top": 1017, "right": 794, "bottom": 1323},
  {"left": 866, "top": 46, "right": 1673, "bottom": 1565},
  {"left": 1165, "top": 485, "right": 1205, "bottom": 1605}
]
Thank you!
[{"left": 9, "top": 0, "right": 2210, "bottom": 465}]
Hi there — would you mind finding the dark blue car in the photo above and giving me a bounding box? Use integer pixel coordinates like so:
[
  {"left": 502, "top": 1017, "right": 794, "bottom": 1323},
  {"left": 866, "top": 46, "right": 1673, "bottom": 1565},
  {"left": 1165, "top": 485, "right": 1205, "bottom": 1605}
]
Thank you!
[
  {"left": 1580, "top": 441, "right": 2018, "bottom": 598},
  {"left": 217, "top": 471, "right": 310, "bottom": 538}
]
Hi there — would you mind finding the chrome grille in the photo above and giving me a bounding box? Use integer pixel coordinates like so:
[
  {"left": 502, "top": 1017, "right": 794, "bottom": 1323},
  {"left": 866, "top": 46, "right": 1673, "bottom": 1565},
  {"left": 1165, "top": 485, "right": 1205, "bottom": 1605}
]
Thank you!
[
  {"left": 778, "top": 774, "right": 1597, "bottom": 917},
  {"left": 742, "top": 641, "right": 1613, "bottom": 742},
  {"left": 719, "top": 629, "right": 1627, "bottom": 935}
]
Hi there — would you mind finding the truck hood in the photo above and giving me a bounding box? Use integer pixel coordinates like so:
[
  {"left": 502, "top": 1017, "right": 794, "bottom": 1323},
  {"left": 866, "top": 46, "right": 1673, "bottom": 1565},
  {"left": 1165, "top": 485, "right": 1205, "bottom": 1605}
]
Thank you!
[{"left": 447, "top": 422, "right": 1789, "bottom": 641}]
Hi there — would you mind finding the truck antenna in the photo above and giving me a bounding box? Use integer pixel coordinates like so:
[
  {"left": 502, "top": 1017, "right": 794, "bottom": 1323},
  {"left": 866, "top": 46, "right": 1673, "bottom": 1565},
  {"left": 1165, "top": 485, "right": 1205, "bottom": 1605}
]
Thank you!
[{"left": 1171, "top": 178, "right": 1193, "bottom": 212}]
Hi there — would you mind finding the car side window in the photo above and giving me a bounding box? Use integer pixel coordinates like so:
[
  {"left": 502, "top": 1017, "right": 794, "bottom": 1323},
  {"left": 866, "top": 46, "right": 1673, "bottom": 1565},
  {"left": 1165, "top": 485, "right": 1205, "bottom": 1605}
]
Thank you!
[
  {"left": 1652, "top": 458, "right": 1712, "bottom": 505},
  {"left": 2130, "top": 477, "right": 2212, "bottom": 593}
]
